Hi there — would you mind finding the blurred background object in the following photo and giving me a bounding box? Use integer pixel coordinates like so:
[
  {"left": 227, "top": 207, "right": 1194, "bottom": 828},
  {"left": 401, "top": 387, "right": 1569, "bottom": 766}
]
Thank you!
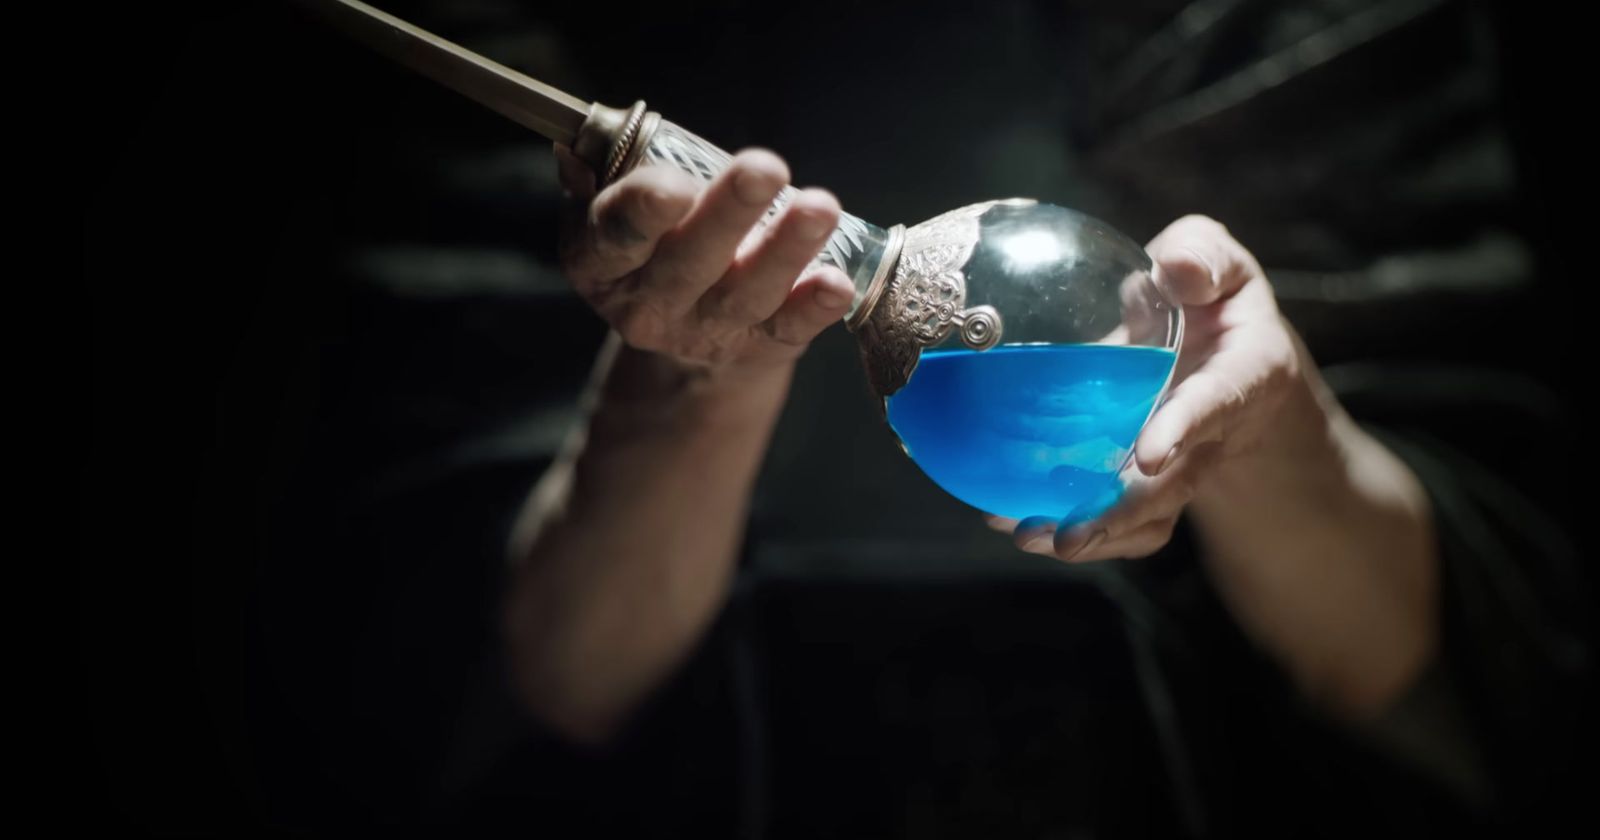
[{"left": 80, "top": 0, "right": 1588, "bottom": 835}]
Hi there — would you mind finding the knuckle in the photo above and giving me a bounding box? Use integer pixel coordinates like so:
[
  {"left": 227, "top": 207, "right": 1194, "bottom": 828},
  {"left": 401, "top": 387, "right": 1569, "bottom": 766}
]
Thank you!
[
  {"left": 592, "top": 203, "right": 647, "bottom": 254},
  {"left": 615, "top": 301, "right": 669, "bottom": 350},
  {"left": 630, "top": 169, "right": 695, "bottom": 221},
  {"left": 699, "top": 288, "right": 766, "bottom": 327},
  {"left": 1176, "top": 213, "right": 1225, "bottom": 236}
]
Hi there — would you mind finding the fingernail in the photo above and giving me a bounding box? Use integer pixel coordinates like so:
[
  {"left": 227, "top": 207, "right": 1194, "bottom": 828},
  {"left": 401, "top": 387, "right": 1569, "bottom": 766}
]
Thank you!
[
  {"left": 733, "top": 169, "right": 779, "bottom": 204},
  {"left": 1022, "top": 532, "right": 1054, "bottom": 553},
  {"left": 813, "top": 286, "right": 849, "bottom": 309},
  {"left": 1064, "top": 529, "right": 1106, "bottom": 563},
  {"left": 1156, "top": 442, "right": 1183, "bottom": 475},
  {"left": 798, "top": 214, "right": 835, "bottom": 240}
]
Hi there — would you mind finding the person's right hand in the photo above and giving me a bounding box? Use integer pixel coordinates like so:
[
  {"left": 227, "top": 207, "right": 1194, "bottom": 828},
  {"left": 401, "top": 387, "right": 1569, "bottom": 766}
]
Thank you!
[{"left": 555, "top": 144, "right": 855, "bottom": 384}]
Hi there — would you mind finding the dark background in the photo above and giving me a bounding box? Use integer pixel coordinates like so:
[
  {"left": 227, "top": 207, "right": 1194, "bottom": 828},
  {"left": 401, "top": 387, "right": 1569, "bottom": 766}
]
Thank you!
[{"left": 80, "top": 0, "right": 1587, "bottom": 834}]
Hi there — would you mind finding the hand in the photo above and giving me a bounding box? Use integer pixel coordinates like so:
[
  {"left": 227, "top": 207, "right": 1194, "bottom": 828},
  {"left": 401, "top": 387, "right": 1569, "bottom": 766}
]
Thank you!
[
  {"left": 556, "top": 144, "right": 855, "bottom": 386},
  {"left": 987, "top": 215, "right": 1303, "bottom": 563},
  {"left": 505, "top": 146, "right": 857, "bottom": 742},
  {"left": 988, "top": 215, "right": 1438, "bottom": 714}
]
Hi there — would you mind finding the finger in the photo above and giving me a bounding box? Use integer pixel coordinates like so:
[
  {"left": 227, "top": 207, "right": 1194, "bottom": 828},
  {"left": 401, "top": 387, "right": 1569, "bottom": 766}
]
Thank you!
[
  {"left": 1049, "top": 482, "right": 1151, "bottom": 560},
  {"left": 984, "top": 514, "right": 1020, "bottom": 534},
  {"left": 643, "top": 149, "right": 791, "bottom": 316},
  {"left": 1132, "top": 334, "right": 1294, "bottom": 475},
  {"left": 1113, "top": 270, "right": 1168, "bottom": 346},
  {"left": 554, "top": 143, "right": 597, "bottom": 201},
  {"left": 564, "top": 165, "right": 699, "bottom": 290},
  {"left": 1059, "top": 445, "right": 1214, "bottom": 551},
  {"left": 1132, "top": 364, "right": 1238, "bottom": 475},
  {"left": 697, "top": 188, "right": 841, "bottom": 329},
  {"left": 1012, "top": 516, "right": 1058, "bottom": 554},
  {"left": 1065, "top": 519, "right": 1179, "bottom": 563},
  {"left": 747, "top": 264, "right": 854, "bottom": 360},
  {"left": 1054, "top": 484, "right": 1152, "bottom": 552},
  {"left": 1144, "top": 215, "right": 1262, "bottom": 307}
]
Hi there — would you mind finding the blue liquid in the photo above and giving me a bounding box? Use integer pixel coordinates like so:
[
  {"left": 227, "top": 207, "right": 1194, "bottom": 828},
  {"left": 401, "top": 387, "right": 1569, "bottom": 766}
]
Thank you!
[{"left": 887, "top": 344, "right": 1177, "bottom": 522}]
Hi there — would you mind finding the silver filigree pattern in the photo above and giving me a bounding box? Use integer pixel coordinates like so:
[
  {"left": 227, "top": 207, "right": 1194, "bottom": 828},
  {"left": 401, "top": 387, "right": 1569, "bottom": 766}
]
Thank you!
[
  {"left": 858, "top": 201, "right": 1005, "bottom": 399},
  {"left": 642, "top": 121, "right": 882, "bottom": 277}
]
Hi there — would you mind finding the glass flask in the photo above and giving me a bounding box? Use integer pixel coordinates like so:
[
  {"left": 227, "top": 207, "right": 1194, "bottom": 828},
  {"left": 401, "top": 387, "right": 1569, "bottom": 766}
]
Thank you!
[{"left": 634, "top": 118, "right": 1184, "bottom": 523}]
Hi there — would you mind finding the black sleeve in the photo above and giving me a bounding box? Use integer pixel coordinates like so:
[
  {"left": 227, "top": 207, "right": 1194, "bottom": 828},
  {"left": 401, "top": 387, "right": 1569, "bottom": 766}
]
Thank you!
[
  {"left": 1111, "top": 363, "right": 1591, "bottom": 836},
  {"left": 1359, "top": 410, "right": 1592, "bottom": 828},
  {"left": 437, "top": 582, "right": 760, "bottom": 837}
]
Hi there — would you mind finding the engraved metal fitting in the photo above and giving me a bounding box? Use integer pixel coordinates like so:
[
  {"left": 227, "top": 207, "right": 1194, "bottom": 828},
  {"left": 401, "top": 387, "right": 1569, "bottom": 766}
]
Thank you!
[
  {"left": 857, "top": 201, "right": 1006, "bottom": 401},
  {"left": 846, "top": 224, "right": 905, "bottom": 333},
  {"left": 573, "top": 100, "right": 659, "bottom": 187}
]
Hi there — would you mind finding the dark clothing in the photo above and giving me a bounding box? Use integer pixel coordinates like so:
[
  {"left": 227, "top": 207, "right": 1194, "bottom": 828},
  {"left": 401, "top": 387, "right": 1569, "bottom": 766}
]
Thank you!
[{"left": 443, "top": 404, "right": 1587, "bottom": 838}]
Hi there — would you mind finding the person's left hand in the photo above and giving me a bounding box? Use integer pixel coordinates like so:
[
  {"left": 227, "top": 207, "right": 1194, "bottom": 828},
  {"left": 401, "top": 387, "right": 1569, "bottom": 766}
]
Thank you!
[{"left": 986, "top": 214, "right": 1304, "bottom": 562}]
